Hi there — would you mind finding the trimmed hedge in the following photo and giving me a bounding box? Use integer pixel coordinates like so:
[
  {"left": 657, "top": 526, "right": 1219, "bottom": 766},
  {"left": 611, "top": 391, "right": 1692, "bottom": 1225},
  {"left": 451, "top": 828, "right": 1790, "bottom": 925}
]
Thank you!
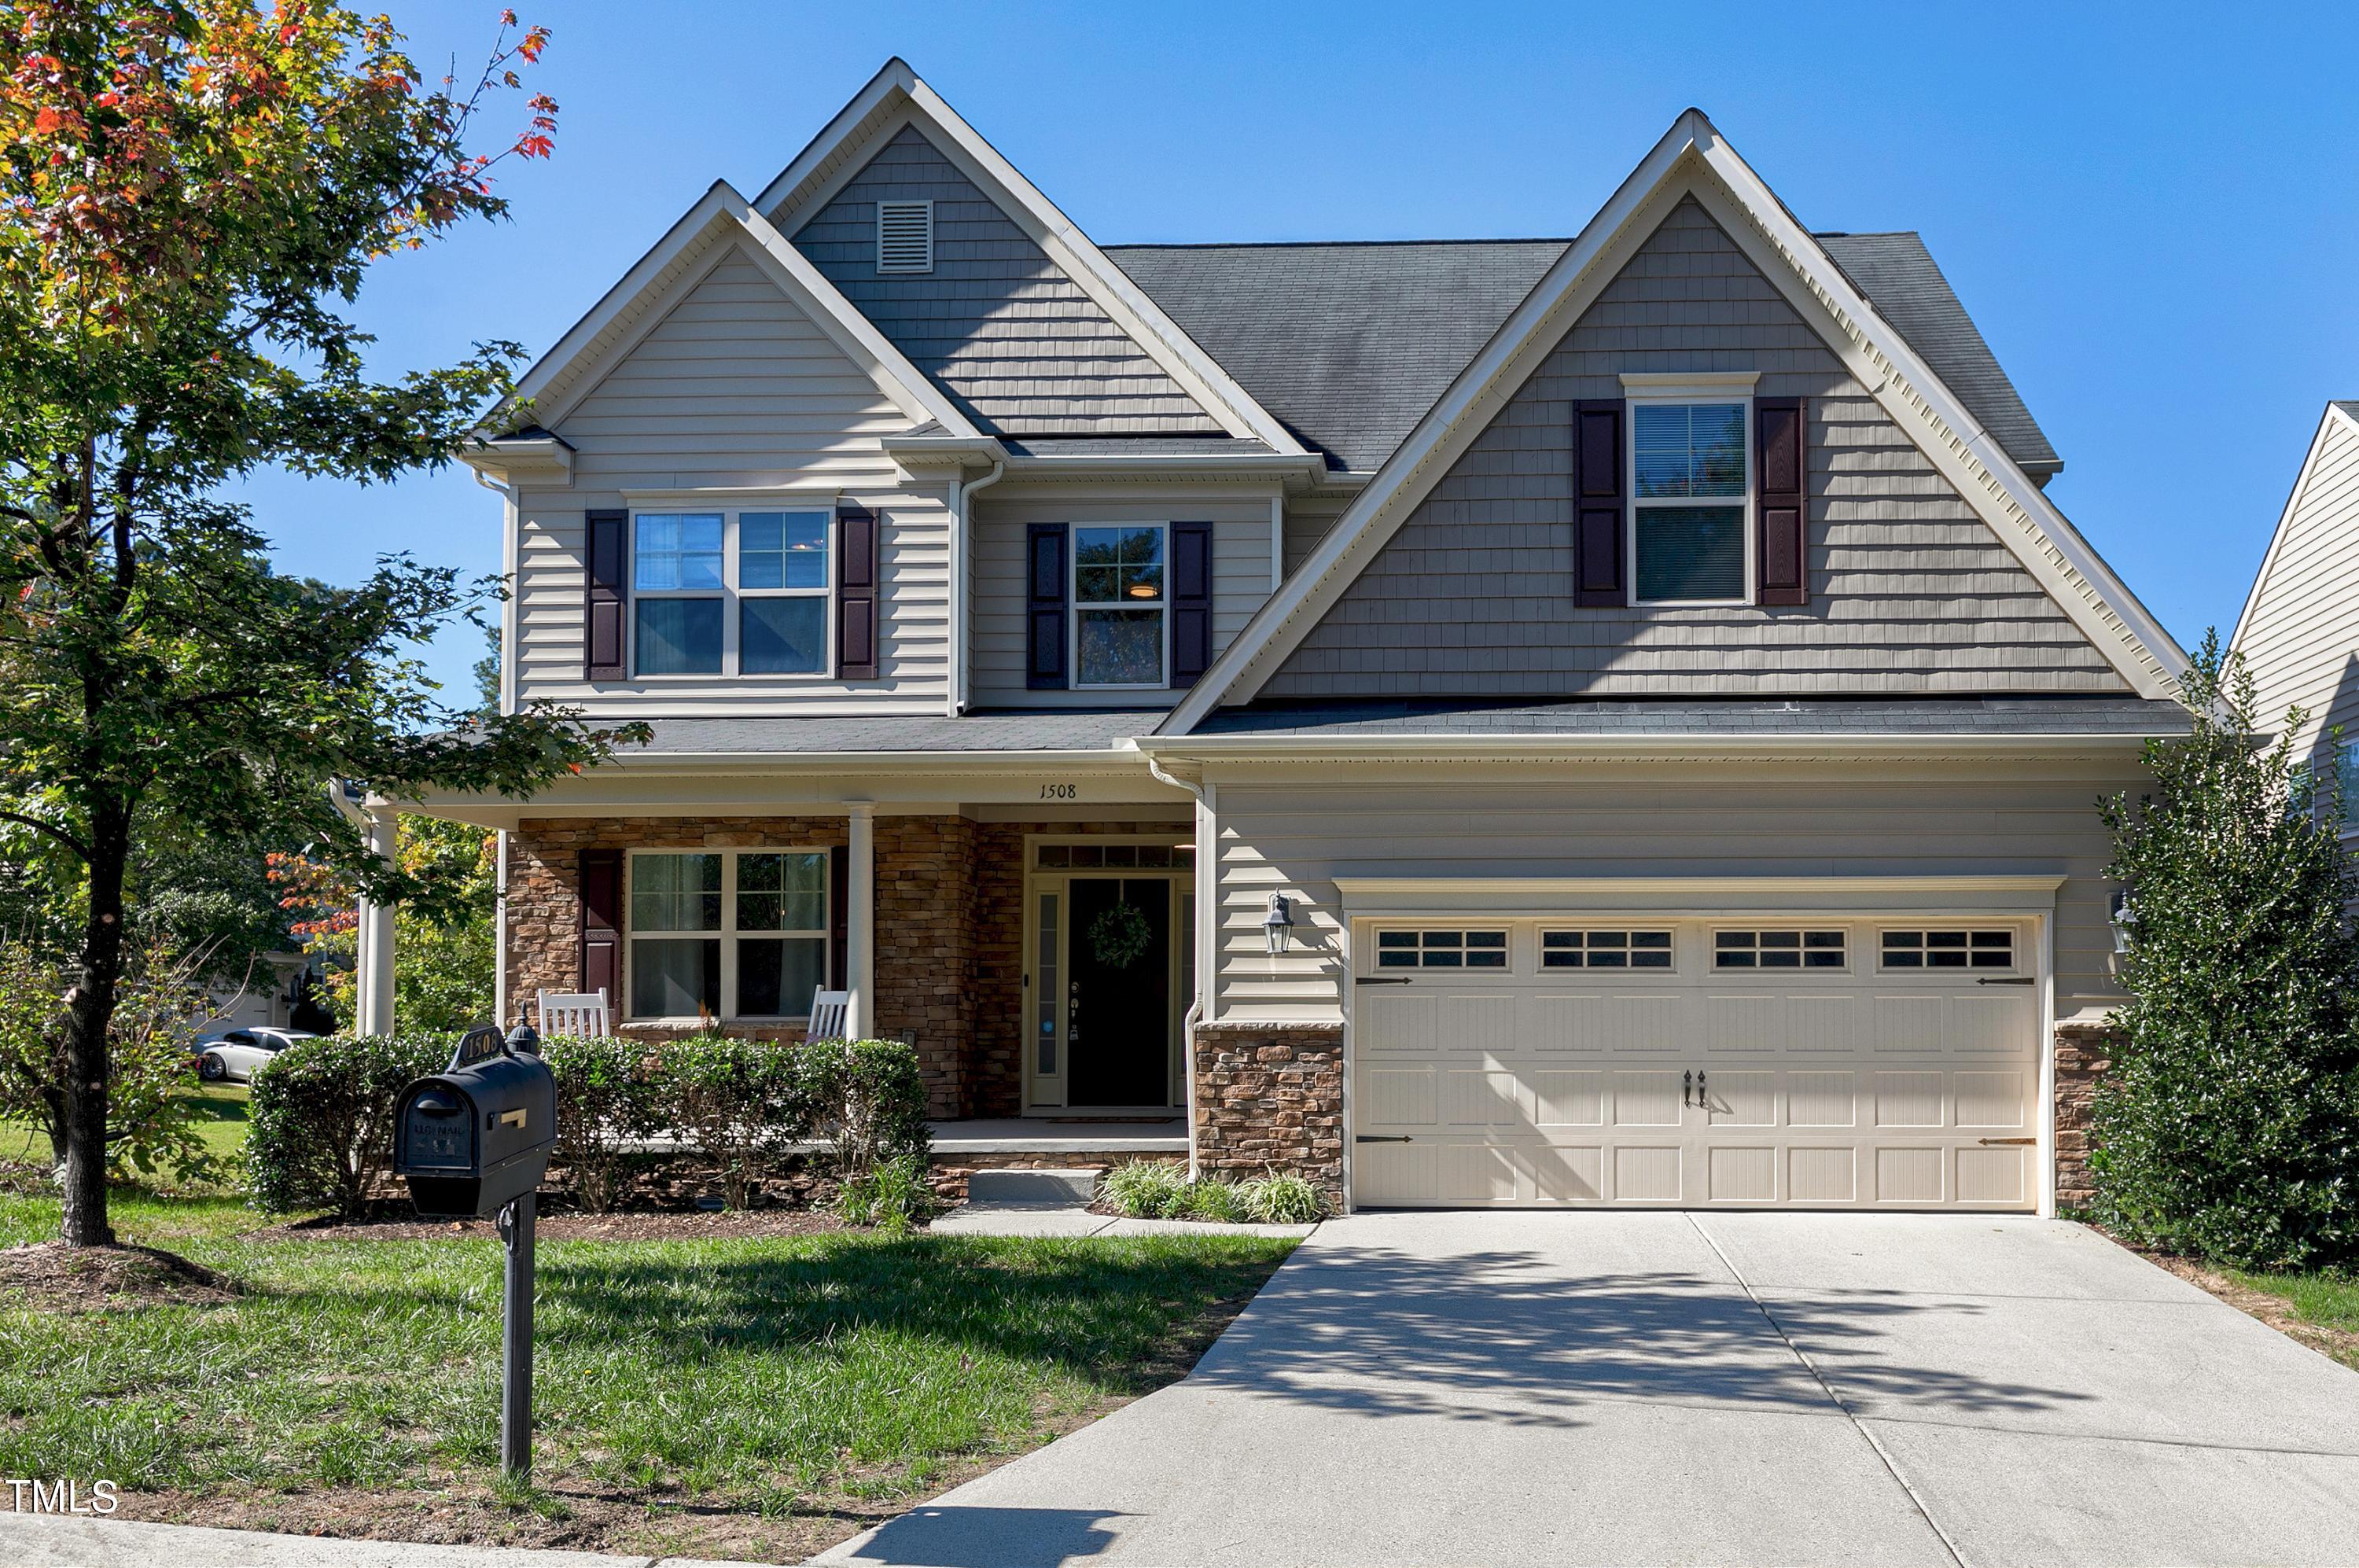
[
  {"left": 247, "top": 1032, "right": 931, "bottom": 1216},
  {"left": 247, "top": 1033, "right": 453, "bottom": 1216}
]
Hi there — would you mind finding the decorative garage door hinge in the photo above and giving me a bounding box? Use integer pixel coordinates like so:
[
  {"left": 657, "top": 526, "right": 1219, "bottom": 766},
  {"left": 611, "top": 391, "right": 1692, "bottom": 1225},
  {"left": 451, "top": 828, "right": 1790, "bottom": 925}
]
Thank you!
[{"left": 1355, "top": 1134, "right": 1414, "bottom": 1143}]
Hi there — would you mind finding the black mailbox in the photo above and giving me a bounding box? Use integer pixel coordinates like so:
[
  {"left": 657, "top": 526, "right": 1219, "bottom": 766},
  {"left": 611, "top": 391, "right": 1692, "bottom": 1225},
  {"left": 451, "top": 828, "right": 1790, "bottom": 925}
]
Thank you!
[{"left": 394, "top": 1026, "right": 557, "bottom": 1219}]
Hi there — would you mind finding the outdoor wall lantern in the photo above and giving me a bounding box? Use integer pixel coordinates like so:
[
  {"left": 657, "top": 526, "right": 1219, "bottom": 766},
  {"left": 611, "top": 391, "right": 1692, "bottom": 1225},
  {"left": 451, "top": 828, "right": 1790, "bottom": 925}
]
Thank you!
[
  {"left": 2110, "top": 889, "right": 2137, "bottom": 955},
  {"left": 1263, "top": 892, "right": 1297, "bottom": 956}
]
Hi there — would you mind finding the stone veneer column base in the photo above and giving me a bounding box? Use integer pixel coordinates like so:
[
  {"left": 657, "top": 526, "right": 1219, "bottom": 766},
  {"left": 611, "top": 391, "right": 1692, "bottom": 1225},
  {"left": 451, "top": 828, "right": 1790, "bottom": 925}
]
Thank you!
[
  {"left": 2053, "top": 1020, "right": 2118, "bottom": 1212},
  {"left": 1191, "top": 1021, "right": 1345, "bottom": 1209}
]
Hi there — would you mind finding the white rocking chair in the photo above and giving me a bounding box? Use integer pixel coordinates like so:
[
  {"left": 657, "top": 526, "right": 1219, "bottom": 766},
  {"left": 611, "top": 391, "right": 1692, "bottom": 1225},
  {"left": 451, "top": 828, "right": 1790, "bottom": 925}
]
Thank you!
[
  {"left": 805, "top": 987, "right": 850, "bottom": 1041},
  {"left": 537, "top": 988, "right": 612, "bottom": 1038}
]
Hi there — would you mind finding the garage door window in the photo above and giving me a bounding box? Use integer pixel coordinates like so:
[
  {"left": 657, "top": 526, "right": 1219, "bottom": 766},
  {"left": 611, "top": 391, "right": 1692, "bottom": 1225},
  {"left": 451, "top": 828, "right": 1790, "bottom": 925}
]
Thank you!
[
  {"left": 1377, "top": 929, "right": 1508, "bottom": 969},
  {"left": 1542, "top": 929, "right": 1673, "bottom": 969},
  {"left": 1882, "top": 929, "right": 2015, "bottom": 970},
  {"left": 1714, "top": 929, "right": 1845, "bottom": 969}
]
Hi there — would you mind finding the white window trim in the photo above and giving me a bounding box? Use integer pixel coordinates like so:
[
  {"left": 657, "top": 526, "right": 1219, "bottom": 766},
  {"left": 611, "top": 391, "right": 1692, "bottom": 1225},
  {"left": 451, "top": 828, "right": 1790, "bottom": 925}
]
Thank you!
[
  {"left": 1539, "top": 926, "right": 1678, "bottom": 973},
  {"left": 1372, "top": 926, "right": 1514, "bottom": 972},
  {"left": 1876, "top": 926, "right": 2022, "bottom": 975},
  {"left": 623, "top": 847, "right": 832, "bottom": 1023},
  {"left": 1625, "top": 393, "right": 1754, "bottom": 609},
  {"left": 1069, "top": 521, "right": 1171, "bottom": 690},
  {"left": 1709, "top": 926, "right": 1849, "bottom": 971},
  {"left": 629, "top": 509, "right": 836, "bottom": 681}
]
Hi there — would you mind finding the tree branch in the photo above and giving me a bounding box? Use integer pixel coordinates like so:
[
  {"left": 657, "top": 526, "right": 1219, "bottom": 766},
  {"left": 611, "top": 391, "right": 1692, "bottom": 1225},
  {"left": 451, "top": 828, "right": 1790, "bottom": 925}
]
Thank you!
[{"left": 0, "top": 810, "right": 91, "bottom": 861}]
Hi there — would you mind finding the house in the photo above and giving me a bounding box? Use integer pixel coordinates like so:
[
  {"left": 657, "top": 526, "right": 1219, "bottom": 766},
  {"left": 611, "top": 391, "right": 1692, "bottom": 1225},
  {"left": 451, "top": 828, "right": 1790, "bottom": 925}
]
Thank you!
[
  {"left": 2229, "top": 400, "right": 2359, "bottom": 816},
  {"left": 413, "top": 59, "right": 2192, "bottom": 1216}
]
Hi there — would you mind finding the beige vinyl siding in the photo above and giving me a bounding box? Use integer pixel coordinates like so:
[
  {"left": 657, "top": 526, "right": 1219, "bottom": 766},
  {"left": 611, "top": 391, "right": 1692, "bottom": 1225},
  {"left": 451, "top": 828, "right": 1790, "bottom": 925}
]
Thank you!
[
  {"left": 1202, "top": 764, "right": 2140, "bottom": 1026},
  {"left": 1262, "top": 196, "right": 2128, "bottom": 699},
  {"left": 969, "top": 494, "right": 1275, "bottom": 709},
  {"left": 517, "top": 245, "right": 951, "bottom": 718},
  {"left": 2235, "top": 412, "right": 2359, "bottom": 772},
  {"left": 790, "top": 124, "right": 1216, "bottom": 436}
]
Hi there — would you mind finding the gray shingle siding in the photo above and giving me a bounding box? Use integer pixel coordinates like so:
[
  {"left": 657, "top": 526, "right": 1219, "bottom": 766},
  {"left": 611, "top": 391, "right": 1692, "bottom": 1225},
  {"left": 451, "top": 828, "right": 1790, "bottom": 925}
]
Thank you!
[
  {"left": 1260, "top": 197, "right": 2130, "bottom": 701},
  {"left": 791, "top": 125, "right": 1218, "bottom": 436}
]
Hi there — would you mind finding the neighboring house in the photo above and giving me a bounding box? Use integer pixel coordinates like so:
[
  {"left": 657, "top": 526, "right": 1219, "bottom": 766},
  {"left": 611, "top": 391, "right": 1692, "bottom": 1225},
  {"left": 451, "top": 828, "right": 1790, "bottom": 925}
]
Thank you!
[
  {"left": 2230, "top": 400, "right": 2359, "bottom": 819},
  {"left": 192, "top": 950, "right": 318, "bottom": 1038},
  {"left": 416, "top": 59, "right": 2189, "bottom": 1216}
]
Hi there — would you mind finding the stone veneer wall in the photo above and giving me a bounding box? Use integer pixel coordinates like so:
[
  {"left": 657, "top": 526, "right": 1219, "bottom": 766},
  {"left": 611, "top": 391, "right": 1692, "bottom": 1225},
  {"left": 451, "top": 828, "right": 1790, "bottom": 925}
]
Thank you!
[
  {"left": 505, "top": 814, "right": 1188, "bottom": 1120},
  {"left": 1191, "top": 1021, "right": 1345, "bottom": 1209},
  {"left": 2052, "top": 1020, "right": 2117, "bottom": 1211}
]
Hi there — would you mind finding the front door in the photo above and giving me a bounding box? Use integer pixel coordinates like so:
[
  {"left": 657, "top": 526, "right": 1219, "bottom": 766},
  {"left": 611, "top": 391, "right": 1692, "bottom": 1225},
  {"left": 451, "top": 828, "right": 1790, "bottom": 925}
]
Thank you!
[{"left": 1065, "top": 877, "right": 1172, "bottom": 1107}]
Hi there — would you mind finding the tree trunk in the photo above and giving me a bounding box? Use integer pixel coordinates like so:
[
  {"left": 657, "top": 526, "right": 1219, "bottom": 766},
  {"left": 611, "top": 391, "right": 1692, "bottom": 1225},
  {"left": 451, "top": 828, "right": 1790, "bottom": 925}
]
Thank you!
[{"left": 57, "top": 802, "right": 130, "bottom": 1247}]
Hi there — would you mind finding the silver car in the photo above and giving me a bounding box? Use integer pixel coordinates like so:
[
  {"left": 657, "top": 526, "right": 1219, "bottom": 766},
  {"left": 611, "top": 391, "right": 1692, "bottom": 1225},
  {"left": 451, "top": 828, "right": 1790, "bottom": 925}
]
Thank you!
[{"left": 196, "top": 1028, "right": 315, "bottom": 1084}]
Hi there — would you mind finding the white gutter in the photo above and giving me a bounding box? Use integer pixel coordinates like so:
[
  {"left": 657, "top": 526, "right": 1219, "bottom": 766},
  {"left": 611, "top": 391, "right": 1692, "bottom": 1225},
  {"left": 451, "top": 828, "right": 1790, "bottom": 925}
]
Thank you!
[
  {"left": 1143, "top": 753, "right": 1213, "bottom": 1180},
  {"left": 950, "top": 458, "right": 1006, "bottom": 716},
  {"left": 1132, "top": 730, "right": 2174, "bottom": 764}
]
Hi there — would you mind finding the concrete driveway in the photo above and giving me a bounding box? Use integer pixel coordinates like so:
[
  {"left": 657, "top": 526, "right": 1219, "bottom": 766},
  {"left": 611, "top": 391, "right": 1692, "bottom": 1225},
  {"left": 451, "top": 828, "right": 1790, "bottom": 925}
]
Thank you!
[{"left": 818, "top": 1211, "right": 2359, "bottom": 1567}]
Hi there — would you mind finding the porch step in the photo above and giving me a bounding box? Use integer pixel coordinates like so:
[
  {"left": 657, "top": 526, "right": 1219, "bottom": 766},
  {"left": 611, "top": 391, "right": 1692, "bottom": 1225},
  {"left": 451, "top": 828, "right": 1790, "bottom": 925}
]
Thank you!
[{"left": 966, "top": 1168, "right": 1103, "bottom": 1208}]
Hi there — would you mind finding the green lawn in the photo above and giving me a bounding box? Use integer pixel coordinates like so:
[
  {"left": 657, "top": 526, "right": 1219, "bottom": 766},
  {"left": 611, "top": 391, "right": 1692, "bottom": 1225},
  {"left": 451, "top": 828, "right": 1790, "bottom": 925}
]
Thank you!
[
  {"left": 0, "top": 1082, "right": 250, "bottom": 1175},
  {"left": 2228, "top": 1266, "right": 2359, "bottom": 1369},
  {"left": 0, "top": 1186, "right": 1295, "bottom": 1550}
]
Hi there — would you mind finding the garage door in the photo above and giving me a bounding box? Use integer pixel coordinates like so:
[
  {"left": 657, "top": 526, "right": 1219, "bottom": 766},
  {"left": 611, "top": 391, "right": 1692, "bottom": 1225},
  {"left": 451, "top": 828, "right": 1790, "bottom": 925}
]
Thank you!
[{"left": 1350, "top": 918, "right": 2040, "bottom": 1209}]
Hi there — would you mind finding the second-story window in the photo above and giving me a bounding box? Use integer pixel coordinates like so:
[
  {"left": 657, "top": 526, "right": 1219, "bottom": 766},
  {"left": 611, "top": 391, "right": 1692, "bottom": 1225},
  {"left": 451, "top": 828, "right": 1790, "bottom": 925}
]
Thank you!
[
  {"left": 633, "top": 510, "right": 831, "bottom": 677},
  {"left": 1630, "top": 401, "right": 1750, "bottom": 605},
  {"left": 1073, "top": 525, "right": 1166, "bottom": 687}
]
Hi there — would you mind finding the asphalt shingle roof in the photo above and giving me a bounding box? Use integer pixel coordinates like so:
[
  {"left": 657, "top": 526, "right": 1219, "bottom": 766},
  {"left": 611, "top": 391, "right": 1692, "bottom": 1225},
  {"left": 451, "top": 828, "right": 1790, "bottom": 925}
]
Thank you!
[
  {"left": 1101, "top": 230, "right": 2063, "bottom": 479},
  {"left": 1815, "top": 232, "right": 2061, "bottom": 473},
  {"left": 2334, "top": 400, "right": 2359, "bottom": 421},
  {"left": 1189, "top": 697, "right": 2188, "bottom": 739},
  {"left": 1104, "top": 241, "right": 1567, "bottom": 473}
]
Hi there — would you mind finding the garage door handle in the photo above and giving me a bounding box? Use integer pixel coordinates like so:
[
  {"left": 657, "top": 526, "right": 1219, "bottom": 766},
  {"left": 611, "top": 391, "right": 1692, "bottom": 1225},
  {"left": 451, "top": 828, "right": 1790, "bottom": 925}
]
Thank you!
[
  {"left": 1976, "top": 977, "right": 2034, "bottom": 986},
  {"left": 1354, "top": 976, "right": 1414, "bottom": 986},
  {"left": 1355, "top": 1135, "right": 1414, "bottom": 1144},
  {"left": 1976, "top": 1137, "right": 2036, "bottom": 1146}
]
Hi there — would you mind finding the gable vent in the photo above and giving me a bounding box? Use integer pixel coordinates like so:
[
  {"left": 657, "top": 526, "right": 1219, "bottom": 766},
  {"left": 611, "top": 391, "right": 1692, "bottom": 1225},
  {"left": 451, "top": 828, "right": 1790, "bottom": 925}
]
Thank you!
[{"left": 876, "top": 200, "right": 933, "bottom": 274}]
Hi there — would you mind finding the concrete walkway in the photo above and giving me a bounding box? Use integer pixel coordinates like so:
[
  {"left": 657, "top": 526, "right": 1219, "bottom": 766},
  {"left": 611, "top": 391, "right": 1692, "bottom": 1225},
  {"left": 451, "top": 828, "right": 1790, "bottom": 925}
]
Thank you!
[{"left": 816, "top": 1211, "right": 2359, "bottom": 1567}]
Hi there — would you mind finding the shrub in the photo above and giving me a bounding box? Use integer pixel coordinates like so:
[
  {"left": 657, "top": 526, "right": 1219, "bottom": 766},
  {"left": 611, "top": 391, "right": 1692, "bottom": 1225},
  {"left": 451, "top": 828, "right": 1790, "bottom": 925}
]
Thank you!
[
  {"left": 2092, "top": 635, "right": 2359, "bottom": 1270},
  {"left": 654, "top": 1036, "right": 808, "bottom": 1210},
  {"left": 247, "top": 1033, "right": 452, "bottom": 1215},
  {"left": 1242, "top": 1171, "right": 1327, "bottom": 1225},
  {"left": 837, "top": 1153, "right": 936, "bottom": 1233},
  {"left": 797, "top": 1037, "right": 930, "bottom": 1179},
  {"left": 539, "top": 1035, "right": 661, "bottom": 1213},
  {"left": 1100, "top": 1159, "right": 1189, "bottom": 1218},
  {"left": 1178, "top": 1176, "right": 1248, "bottom": 1223}
]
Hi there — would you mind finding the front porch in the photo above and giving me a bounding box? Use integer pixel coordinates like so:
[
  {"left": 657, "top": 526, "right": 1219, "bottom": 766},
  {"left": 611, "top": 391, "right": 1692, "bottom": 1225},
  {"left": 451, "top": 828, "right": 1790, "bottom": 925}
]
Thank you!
[{"left": 497, "top": 812, "right": 1202, "bottom": 1123}]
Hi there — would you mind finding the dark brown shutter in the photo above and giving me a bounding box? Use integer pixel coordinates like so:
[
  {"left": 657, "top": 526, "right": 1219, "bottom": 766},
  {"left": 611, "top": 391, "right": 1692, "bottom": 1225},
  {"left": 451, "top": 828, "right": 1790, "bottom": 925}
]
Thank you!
[
  {"left": 1756, "top": 396, "right": 1807, "bottom": 606},
  {"left": 1572, "top": 399, "right": 1626, "bottom": 607},
  {"left": 1026, "top": 522, "right": 1069, "bottom": 690},
  {"left": 578, "top": 848, "right": 621, "bottom": 1005},
  {"left": 585, "top": 509, "right": 627, "bottom": 681},
  {"left": 1169, "top": 521, "right": 1213, "bottom": 685},
  {"left": 835, "top": 505, "right": 880, "bottom": 679},
  {"left": 827, "top": 845, "right": 848, "bottom": 992}
]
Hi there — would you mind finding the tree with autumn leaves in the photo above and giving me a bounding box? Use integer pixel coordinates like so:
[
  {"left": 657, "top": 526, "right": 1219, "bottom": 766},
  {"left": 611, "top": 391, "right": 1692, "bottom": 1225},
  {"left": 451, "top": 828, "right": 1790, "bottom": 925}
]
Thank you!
[{"left": 0, "top": 2, "right": 640, "bottom": 1247}]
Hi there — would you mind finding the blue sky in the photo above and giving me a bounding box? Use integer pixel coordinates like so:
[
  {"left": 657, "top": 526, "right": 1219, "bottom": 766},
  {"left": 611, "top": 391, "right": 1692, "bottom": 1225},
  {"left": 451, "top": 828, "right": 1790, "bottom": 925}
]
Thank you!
[{"left": 236, "top": 0, "right": 2359, "bottom": 698}]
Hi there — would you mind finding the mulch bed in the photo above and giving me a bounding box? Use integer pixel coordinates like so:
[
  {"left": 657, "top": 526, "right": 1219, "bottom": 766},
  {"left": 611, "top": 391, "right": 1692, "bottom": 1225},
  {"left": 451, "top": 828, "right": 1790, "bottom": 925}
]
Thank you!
[{"left": 0, "top": 1240, "right": 240, "bottom": 1312}]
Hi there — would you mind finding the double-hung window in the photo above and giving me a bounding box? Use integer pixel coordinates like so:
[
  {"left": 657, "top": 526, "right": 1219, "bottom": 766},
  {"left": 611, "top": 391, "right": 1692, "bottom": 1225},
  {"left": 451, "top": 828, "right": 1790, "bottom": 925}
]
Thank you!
[
  {"left": 627, "top": 849, "right": 830, "bottom": 1021},
  {"left": 1073, "top": 524, "right": 1166, "bottom": 687},
  {"left": 632, "top": 510, "right": 831, "bottom": 676},
  {"left": 1630, "top": 399, "right": 1750, "bottom": 605}
]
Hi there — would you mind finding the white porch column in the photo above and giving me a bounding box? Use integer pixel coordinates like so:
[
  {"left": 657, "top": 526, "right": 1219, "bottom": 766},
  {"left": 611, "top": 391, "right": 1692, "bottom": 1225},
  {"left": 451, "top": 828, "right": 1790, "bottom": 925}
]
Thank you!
[
  {"left": 845, "top": 803, "right": 876, "bottom": 1040},
  {"left": 356, "top": 807, "right": 399, "bottom": 1036}
]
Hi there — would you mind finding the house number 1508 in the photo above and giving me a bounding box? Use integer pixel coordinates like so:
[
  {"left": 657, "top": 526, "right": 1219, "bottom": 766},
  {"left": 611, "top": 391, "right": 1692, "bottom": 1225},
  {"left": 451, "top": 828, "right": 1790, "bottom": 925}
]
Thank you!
[{"left": 1038, "top": 783, "right": 1077, "bottom": 801}]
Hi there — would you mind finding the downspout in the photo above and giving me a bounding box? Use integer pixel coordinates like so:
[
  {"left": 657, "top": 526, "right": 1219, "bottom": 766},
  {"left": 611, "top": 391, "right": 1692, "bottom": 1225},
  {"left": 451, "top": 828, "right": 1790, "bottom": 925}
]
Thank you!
[
  {"left": 1143, "top": 753, "right": 1210, "bottom": 1180},
  {"left": 949, "top": 459, "right": 1007, "bottom": 716}
]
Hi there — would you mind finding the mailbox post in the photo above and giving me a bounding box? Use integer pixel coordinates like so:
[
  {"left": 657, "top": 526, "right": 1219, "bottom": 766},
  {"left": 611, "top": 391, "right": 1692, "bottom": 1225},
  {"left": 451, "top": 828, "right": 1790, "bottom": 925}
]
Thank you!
[{"left": 394, "top": 1023, "right": 556, "bottom": 1480}]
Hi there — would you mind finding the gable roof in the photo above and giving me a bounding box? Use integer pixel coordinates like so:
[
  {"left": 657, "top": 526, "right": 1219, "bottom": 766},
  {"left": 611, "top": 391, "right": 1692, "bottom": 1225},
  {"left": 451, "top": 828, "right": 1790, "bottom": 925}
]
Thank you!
[
  {"left": 1161, "top": 109, "right": 2188, "bottom": 731},
  {"left": 751, "top": 59, "right": 1308, "bottom": 456},
  {"left": 2229, "top": 398, "right": 2359, "bottom": 653},
  {"left": 1816, "top": 232, "right": 2060, "bottom": 477},
  {"left": 479, "top": 180, "right": 981, "bottom": 449}
]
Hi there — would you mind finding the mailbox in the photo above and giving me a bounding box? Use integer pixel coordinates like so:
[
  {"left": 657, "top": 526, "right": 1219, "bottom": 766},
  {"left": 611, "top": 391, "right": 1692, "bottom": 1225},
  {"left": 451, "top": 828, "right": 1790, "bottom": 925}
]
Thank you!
[{"left": 394, "top": 1026, "right": 557, "bottom": 1219}]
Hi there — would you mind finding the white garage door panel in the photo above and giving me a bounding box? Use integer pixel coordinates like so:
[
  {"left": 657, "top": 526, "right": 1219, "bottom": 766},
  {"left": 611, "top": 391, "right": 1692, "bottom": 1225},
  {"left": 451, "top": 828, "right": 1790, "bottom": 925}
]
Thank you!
[{"left": 1350, "top": 917, "right": 2040, "bottom": 1212}]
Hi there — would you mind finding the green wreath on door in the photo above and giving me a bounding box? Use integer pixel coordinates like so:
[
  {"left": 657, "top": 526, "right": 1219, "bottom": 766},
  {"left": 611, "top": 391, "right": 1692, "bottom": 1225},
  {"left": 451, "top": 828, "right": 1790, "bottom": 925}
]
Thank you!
[{"left": 1085, "top": 901, "right": 1154, "bottom": 969}]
